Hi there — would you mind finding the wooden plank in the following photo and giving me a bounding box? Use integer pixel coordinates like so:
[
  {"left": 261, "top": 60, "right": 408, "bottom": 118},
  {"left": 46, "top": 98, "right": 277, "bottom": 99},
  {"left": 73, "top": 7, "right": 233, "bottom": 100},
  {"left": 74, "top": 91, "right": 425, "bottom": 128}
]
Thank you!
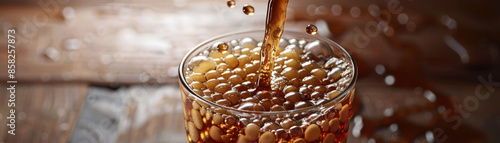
[{"left": 0, "top": 83, "right": 88, "bottom": 143}]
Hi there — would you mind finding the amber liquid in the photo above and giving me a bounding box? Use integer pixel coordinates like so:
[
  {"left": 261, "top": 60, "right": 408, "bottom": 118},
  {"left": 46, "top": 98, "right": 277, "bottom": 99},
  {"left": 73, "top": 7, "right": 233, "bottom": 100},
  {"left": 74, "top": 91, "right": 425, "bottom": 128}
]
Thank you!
[
  {"left": 257, "top": 0, "right": 289, "bottom": 91},
  {"left": 181, "top": 86, "right": 354, "bottom": 143}
]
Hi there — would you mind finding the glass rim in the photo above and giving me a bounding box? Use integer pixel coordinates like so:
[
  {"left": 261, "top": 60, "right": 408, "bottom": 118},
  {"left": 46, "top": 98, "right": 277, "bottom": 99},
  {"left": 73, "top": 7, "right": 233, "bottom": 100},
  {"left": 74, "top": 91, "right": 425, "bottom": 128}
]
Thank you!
[{"left": 178, "top": 30, "right": 358, "bottom": 115}]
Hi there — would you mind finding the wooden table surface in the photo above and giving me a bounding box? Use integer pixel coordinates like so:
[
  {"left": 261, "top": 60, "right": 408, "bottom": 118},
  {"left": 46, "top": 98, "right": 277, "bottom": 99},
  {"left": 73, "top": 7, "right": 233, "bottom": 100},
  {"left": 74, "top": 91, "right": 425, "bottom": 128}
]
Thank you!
[{"left": 0, "top": 0, "right": 499, "bottom": 143}]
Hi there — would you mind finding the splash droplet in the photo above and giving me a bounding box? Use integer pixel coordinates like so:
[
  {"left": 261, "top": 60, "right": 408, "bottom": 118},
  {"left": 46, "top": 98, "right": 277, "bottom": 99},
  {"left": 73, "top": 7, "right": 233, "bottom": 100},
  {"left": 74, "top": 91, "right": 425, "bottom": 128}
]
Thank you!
[
  {"left": 227, "top": 0, "right": 235, "bottom": 8},
  {"left": 306, "top": 24, "right": 318, "bottom": 35},
  {"left": 243, "top": 4, "right": 255, "bottom": 16}
]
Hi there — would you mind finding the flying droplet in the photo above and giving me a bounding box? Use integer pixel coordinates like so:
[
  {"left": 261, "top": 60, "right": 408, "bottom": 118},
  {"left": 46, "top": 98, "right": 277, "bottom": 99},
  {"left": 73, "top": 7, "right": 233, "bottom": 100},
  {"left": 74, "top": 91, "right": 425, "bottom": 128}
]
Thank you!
[
  {"left": 216, "top": 42, "right": 229, "bottom": 53},
  {"left": 227, "top": 0, "right": 235, "bottom": 8},
  {"left": 306, "top": 24, "right": 318, "bottom": 35},
  {"left": 243, "top": 4, "right": 255, "bottom": 16}
]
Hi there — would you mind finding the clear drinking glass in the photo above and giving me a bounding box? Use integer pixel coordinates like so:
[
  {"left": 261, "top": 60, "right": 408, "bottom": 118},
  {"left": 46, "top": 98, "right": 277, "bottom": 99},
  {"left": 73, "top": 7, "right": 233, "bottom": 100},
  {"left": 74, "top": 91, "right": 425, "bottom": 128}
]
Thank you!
[{"left": 178, "top": 30, "right": 357, "bottom": 143}]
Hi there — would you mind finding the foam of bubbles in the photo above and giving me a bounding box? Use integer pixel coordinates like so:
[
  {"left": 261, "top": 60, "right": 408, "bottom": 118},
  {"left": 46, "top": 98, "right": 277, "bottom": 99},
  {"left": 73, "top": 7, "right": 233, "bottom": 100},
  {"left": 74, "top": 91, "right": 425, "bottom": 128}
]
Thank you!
[{"left": 304, "top": 40, "right": 334, "bottom": 60}]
